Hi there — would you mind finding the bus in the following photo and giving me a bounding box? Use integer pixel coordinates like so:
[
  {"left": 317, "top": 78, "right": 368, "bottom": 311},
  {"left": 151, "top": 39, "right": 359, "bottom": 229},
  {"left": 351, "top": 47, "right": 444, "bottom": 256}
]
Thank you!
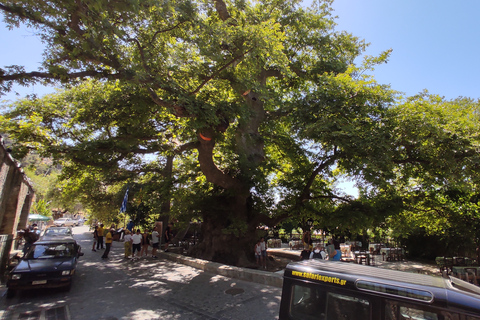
[{"left": 279, "top": 260, "right": 480, "bottom": 320}]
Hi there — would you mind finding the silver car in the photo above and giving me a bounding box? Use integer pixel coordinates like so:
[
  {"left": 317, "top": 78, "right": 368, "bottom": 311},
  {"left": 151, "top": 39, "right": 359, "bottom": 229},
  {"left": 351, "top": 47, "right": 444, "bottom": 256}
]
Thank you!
[{"left": 53, "top": 218, "right": 76, "bottom": 227}]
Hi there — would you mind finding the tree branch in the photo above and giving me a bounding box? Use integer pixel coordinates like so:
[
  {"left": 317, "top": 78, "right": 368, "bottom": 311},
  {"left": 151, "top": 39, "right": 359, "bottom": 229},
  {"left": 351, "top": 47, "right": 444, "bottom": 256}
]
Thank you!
[
  {"left": 191, "top": 48, "right": 253, "bottom": 95},
  {"left": 0, "top": 3, "right": 66, "bottom": 35},
  {"left": 149, "top": 21, "right": 186, "bottom": 47},
  {"left": 147, "top": 88, "right": 190, "bottom": 117},
  {"left": 214, "top": 0, "right": 230, "bottom": 21},
  {"left": 300, "top": 152, "right": 339, "bottom": 201},
  {"left": 1, "top": 70, "right": 124, "bottom": 82},
  {"left": 196, "top": 131, "right": 243, "bottom": 192}
]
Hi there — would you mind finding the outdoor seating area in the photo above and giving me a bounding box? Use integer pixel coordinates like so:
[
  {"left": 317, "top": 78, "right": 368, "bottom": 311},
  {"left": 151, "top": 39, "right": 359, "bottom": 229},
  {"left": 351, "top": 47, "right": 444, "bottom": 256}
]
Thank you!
[
  {"left": 380, "top": 247, "right": 405, "bottom": 262},
  {"left": 353, "top": 251, "right": 374, "bottom": 266},
  {"left": 436, "top": 256, "right": 478, "bottom": 280},
  {"left": 268, "top": 238, "right": 282, "bottom": 248},
  {"left": 288, "top": 239, "right": 303, "bottom": 250}
]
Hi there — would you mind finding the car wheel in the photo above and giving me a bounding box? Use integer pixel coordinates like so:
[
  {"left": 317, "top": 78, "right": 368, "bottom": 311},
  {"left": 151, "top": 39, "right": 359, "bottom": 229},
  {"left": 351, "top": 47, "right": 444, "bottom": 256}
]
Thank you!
[{"left": 6, "top": 288, "right": 16, "bottom": 299}]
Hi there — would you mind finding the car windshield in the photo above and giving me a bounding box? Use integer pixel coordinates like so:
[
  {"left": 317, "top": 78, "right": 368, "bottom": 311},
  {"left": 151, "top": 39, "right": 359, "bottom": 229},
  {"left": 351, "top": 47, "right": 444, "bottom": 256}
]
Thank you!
[
  {"left": 27, "top": 243, "right": 76, "bottom": 259},
  {"left": 44, "top": 228, "right": 72, "bottom": 236}
]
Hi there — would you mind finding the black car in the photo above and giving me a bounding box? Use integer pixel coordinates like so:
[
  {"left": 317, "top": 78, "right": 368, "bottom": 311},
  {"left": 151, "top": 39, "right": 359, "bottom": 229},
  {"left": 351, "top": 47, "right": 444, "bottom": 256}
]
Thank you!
[
  {"left": 6, "top": 236, "right": 84, "bottom": 298},
  {"left": 279, "top": 260, "right": 480, "bottom": 320}
]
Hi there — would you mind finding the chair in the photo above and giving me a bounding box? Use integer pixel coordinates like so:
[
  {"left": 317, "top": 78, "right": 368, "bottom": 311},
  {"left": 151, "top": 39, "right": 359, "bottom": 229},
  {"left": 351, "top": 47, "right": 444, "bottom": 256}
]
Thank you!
[
  {"left": 444, "top": 258, "right": 454, "bottom": 275},
  {"left": 464, "top": 268, "right": 478, "bottom": 285},
  {"left": 436, "top": 257, "right": 446, "bottom": 274}
]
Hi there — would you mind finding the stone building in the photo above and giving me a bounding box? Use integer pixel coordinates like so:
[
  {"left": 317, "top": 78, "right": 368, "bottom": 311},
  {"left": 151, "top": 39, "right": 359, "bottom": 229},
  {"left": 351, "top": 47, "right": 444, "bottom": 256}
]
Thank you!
[{"left": 0, "top": 136, "right": 35, "bottom": 278}]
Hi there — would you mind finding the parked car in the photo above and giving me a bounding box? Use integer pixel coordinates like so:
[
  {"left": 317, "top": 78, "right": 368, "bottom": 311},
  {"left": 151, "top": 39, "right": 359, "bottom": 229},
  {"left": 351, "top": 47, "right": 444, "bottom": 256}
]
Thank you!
[
  {"left": 53, "top": 218, "right": 76, "bottom": 227},
  {"left": 279, "top": 260, "right": 480, "bottom": 320},
  {"left": 6, "top": 236, "right": 84, "bottom": 298},
  {"left": 73, "top": 218, "right": 84, "bottom": 226},
  {"left": 40, "top": 226, "right": 73, "bottom": 239}
]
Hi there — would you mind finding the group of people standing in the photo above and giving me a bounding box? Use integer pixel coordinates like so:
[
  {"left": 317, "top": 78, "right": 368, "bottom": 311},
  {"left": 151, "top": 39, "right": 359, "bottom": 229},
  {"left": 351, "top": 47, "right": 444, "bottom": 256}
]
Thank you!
[
  {"left": 254, "top": 237, "right": 268, "bottom": 269},
  {"left": 301, "top": 231, "right": 342, "bottom": 261},
  {"left": 91, "top": 224, "right": 115, "bottom": 259},
  {"left": 92, "top": 221, "right": 174, "bottom": 260}
]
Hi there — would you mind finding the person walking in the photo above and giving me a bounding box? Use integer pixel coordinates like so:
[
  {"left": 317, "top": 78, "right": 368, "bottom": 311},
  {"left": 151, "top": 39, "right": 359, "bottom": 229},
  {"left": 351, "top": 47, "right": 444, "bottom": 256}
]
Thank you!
[
  {"left": 254, "top": 239, "right": 262, "bottom": 267},
  {"left": 97, "top": 224, "right": 105, "bottom": 250},
  {"left": 151, "top": 226, "right": 159, "bottom": 258},
  {"left": 123, "top": 230, "right": 133, "bottom": 258},
  {"left": 140, "top": 229, "right": 150, "bottom": 258},
  {"left": 92, "top": 225, "right": 98, "bottom": 252},
  {"left": 260, "top": 237, "right": 267, "bottom": 269},
  {"left": 132, "top": 229, "right": 142, "bottom": 260},
  {"left": 101, "top": 228, "right": 114, "bottom": 259}
]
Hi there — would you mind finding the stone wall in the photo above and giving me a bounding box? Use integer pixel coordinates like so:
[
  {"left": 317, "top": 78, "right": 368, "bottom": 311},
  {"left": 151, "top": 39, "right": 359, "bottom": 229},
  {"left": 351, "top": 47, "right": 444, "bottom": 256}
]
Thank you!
[{"left": 0, "top": 137, "right": 35, "bottom": 238}]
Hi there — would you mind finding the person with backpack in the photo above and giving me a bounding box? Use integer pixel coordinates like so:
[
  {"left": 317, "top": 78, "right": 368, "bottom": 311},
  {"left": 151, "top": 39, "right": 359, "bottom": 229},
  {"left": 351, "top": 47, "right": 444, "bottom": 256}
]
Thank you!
[{"left": 310, "top": 244, "right": 326, "bottom": 260}]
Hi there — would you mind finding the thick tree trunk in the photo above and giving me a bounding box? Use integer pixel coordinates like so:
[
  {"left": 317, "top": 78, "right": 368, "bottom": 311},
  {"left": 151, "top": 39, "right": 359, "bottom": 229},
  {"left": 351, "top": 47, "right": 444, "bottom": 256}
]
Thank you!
[
  {"left": 158, "top": 155, "right": 173, "bottom": 236},
  {"left": 192, "top": 86, "right": 266, "bottom": 267},
  {"left": 188, "top": 194, "right": 258, "bottom": 267}
]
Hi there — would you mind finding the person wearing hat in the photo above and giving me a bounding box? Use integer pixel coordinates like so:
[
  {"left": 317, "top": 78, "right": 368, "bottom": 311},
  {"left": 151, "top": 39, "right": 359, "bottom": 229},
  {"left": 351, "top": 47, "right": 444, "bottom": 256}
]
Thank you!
[
  {"left": 101, "top": 228, "right": 114, "bottom": 259},
  {"left": 97, "top": 224, "right": 105, "bottom": 250}
]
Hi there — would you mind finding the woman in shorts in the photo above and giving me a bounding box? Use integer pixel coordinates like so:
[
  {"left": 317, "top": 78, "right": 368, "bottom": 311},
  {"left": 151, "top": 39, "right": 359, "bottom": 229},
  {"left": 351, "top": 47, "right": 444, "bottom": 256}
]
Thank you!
[
  {"left": 132, "top": 229, "right": 142, "bottom": 260},
  {"left": 140, "top": 229, "right": 150, "bottom": 258}
]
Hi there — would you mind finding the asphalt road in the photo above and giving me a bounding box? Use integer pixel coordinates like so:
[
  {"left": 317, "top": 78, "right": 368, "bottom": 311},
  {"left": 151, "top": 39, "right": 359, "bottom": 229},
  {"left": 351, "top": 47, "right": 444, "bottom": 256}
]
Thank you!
[{"left": 1, "top": 226, "right": 282, "bottom": 320}]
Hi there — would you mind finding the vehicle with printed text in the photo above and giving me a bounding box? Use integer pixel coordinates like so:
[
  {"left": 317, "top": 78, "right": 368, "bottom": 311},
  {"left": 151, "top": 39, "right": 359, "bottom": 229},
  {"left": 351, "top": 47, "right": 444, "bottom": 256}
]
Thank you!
[{"left": 279, "top": 260, "right": 480, "bottom": 320}]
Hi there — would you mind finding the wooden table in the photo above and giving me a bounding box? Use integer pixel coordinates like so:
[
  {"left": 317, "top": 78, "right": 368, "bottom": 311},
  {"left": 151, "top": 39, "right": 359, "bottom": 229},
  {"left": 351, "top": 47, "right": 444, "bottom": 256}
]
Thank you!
[
  {"left": 354, "top": 251, "right": 371, "bottom": 265},
  {"left": 380, "top": 248, "right": 404, "bottom": 261}
]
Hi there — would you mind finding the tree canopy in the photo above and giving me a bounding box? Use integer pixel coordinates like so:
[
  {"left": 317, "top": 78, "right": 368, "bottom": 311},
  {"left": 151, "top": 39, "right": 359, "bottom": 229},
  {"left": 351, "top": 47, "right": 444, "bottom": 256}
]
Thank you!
[{"left": 2, "top": 0, "right": 480, "bottom": 265}]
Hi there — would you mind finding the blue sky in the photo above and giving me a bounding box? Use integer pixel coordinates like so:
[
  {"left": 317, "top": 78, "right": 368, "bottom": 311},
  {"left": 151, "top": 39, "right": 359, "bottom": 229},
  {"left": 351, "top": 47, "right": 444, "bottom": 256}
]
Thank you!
[
  {"left": 331, "top": 0, "right": 480, "bottom": 100},
  {"left": 2, "top": 1, "right": 479, "bottom": 101}
]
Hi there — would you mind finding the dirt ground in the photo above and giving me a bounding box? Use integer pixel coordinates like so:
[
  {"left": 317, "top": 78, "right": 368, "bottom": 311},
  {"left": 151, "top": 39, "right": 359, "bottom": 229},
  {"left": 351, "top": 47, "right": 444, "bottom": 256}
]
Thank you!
[{"left": 266, "top": 255, "right": 298, "bottom": 272}]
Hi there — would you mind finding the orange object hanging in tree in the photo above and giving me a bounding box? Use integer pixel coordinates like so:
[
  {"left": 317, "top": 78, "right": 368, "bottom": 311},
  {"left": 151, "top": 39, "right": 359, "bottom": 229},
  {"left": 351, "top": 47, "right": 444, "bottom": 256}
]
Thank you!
[{"left": 199, "top": 132, "right": 211, "bottom": 141}]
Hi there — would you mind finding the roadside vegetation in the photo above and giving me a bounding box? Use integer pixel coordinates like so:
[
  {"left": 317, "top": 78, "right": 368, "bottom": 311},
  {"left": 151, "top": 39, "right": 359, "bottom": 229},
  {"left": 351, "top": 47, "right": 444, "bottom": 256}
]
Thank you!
[{"left": 1, "top": 0, "right": 479, "bottom": 266}]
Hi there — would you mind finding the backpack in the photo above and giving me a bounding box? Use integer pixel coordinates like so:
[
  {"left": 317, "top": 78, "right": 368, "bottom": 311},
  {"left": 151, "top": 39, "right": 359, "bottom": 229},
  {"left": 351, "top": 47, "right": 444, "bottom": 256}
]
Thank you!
[{"left": 312, "top": 250, "right": 324, "bottom": 259}]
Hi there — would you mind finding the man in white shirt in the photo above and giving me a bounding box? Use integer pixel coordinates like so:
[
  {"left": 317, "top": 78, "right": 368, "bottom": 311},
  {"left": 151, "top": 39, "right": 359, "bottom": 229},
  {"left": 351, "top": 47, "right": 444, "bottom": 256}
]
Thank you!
[
  {"left": 132, "top": 229, "right": 142, "bottom": 260},
  {"left": 151, "top": 226, "right": 160, "bottom": 258}
]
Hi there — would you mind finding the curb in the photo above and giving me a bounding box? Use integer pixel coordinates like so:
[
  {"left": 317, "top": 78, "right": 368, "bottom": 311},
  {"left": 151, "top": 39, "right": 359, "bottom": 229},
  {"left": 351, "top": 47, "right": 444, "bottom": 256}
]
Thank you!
[{"left": 159, "top": 251, "right": 284, "bottom": 288}]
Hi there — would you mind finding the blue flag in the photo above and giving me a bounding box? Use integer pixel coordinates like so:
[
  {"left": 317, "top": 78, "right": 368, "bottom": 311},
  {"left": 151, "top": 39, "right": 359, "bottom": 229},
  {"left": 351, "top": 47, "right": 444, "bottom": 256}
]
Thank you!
[{"left": 120, "top": 187, "right": 129, "bottom": 213}]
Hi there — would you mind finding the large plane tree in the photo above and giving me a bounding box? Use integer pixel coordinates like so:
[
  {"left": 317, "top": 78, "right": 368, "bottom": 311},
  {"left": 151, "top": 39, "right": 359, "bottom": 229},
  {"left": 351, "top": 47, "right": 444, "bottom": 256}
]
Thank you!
[{"left": 0, "top": 0, "right": 401, "bottom": 265}]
